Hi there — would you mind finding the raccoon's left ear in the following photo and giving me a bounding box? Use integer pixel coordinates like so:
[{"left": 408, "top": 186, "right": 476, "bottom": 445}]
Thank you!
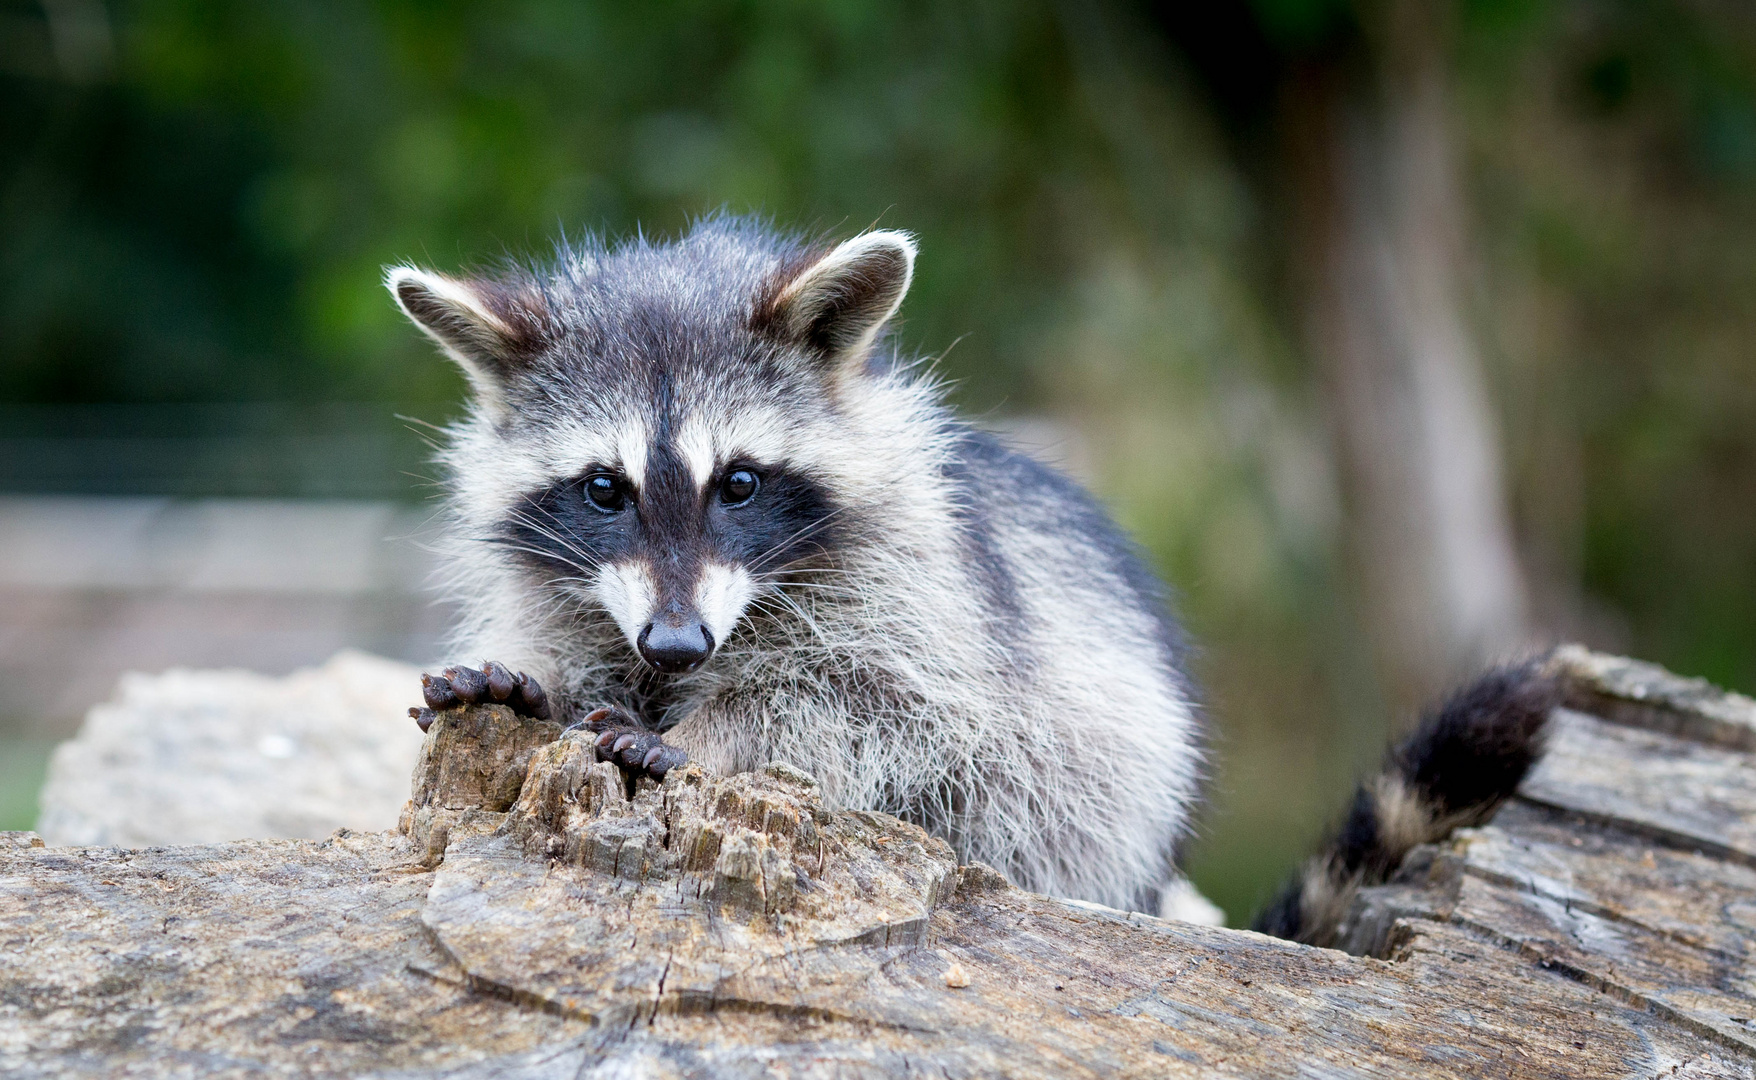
[
  {"left": 386, "top": 266, "right": 544, "bottom": 418},
  {"left": 760, "top": 230, "right": 916, "bottom": 377}
]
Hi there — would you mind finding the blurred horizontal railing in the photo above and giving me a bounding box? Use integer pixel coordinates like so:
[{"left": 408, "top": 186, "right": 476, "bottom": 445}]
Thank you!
[
  {"left": 0, "top": 495, "right": 453, "bottom": 748},
  {"left": 0, "top": 403, "right": 455, "bottom": 500}
]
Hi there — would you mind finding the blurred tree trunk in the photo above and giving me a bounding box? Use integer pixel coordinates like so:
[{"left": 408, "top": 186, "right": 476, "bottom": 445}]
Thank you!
[
  {"left": 1139, "top": 0, "right": 1530, "bottom": 713},
  {"left": 1282, "top": 2, "right": 1528, "bottom": 711}
]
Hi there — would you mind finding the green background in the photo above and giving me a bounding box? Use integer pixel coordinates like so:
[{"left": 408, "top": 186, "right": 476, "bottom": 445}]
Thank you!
[{"left": 6, "top": 0, "right": 1756, "bottom": 923}]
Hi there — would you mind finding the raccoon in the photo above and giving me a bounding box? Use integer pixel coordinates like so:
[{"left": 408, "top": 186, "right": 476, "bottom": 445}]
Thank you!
[
  {"left": 390, "top": 218, "right": 1204, "bottom": 915},
  {"left": 389, "top": 216, "right": 1558, "bottom": 937}
]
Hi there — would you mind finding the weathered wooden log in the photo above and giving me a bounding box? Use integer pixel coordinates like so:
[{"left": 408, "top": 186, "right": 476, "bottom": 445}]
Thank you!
[{"left": 5, "top": 645, "right": 1756, "bottom": 1077}]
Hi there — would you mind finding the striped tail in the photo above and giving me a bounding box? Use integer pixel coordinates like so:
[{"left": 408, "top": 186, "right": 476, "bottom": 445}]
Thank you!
[{"left": 1251, "top": 659, "right": 1561, "bottom": 948}]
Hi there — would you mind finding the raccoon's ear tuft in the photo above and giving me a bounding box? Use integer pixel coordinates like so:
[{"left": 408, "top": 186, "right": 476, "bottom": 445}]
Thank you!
[
  {"left": 759, "top": 230, "right": 916, "bottom": 374},
  {"left": 386, "top": 266, "right": 541, "bottom": 415}
]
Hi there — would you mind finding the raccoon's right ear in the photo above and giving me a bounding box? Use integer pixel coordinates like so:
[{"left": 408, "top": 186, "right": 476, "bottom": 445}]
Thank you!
[
  {"left": 758, "top": 230, "right": 916, "bottom": 380},
  {"left": 386, "top": 266, "right": 540, "bottom": 416}
]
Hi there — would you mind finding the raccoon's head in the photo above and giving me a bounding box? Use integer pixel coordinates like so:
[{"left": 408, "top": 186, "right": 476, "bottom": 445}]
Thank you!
[{"left": 387, "top": 221, "right": 924, "bottom": 675}]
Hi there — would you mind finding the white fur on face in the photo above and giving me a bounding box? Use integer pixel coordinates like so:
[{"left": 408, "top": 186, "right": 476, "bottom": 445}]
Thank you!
[
  {"left": 675, "top": 420, "right": 717, "bottom": 490},
  {"left": 618, "top": 424, "right": 650, "bottom": 489},
  {"left": 526, "top": 414, "right": 653, "bottom": 497},
  {"left": 695, "top": 562, "right": 755, "bottom": 647},
  {"left": 673, "top": 406, "right": 797, "bottom": 489},
  {"left": 593, "top": 561, "right": 657, "bottom": 649}
]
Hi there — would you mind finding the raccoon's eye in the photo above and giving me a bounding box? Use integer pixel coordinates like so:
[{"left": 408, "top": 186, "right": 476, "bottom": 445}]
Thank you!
[
  {"left": 583, "top": 473, "right": 626, "bottom": 513},
  {"left": 719, "top": 469, "right": 759, "bottom": 507}
]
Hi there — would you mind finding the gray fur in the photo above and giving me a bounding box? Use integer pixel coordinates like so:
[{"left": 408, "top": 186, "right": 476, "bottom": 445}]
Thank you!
[{"left": 388, "top": 217, "right": 1204, "bottom": 912}]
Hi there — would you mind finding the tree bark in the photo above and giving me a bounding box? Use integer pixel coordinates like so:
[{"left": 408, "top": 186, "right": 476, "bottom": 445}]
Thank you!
[{"left": 8, "top": 648, "right": 1756, "bottom": 1076}]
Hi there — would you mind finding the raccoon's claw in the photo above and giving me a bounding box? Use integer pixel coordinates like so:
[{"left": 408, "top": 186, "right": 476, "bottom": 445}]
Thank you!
[
  {"left": 411, "top": 662, "right": 553, "bottom": 729},
  {"left": 602, "top": 732, "right": 687, "bottom": 779},
  {"left": 420, "top": 673, "right": 459, "bottom": 710},
  {"left": 569, "top": 706, "right": 688, "bottom": 780}
]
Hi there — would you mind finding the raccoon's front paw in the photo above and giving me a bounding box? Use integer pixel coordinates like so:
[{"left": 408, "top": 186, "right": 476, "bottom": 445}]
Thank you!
[
  {"left": 571, "top": 706, "right": 688, "bottom": 780},
  {"left": 408, "top": 661, "right": 552, "bottom": 732}
]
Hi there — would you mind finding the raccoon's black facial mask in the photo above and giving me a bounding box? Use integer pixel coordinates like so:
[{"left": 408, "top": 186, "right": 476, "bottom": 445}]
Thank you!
[
  {"left": 502, "top": 453, "right": 840, "bottom": 674},
  {"left": 581, "top": 468, "right": 764, "bottom": 515},
  {"left": 528, "top": 462, "right": 832, "bottom": 571}
]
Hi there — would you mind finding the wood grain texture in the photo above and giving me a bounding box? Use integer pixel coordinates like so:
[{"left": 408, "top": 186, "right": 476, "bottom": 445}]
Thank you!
[
  {"left": 1551, "top": 644, "right": 1756, "bottom": 752},
  {"left": 6, "top": 648, "right": 1756, "bottom": 1077},
  {"left": 1523, "top": 708, "right": 1756, "bottom": 865}
]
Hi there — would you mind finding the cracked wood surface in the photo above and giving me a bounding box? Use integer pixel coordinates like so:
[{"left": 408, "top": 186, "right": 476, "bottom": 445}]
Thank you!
[{"left": 5, "top": 644, "right": 1756, "bottom": 1077}]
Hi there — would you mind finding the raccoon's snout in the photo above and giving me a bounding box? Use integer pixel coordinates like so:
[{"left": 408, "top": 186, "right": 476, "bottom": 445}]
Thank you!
[{"left": 637, "top": 615, "right": 715, "bottom": 673}]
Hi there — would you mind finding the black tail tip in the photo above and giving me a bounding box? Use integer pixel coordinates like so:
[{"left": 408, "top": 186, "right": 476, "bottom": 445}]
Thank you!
[{"left": 1392, "top": 657, "right": 1562, "bottom": 820}]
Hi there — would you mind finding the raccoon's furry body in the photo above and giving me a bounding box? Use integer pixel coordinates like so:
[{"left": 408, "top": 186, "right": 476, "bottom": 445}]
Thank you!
[{"left": 391, "top": 218, "right": 1203, "bottom": 913}]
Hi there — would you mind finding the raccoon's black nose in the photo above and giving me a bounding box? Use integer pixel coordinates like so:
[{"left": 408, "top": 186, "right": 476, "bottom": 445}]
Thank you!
[{"left": 637, "top": 618, "right": 714, "bottom": 673}]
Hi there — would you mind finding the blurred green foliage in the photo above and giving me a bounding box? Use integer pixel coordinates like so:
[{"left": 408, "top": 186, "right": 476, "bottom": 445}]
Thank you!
[
  {"left": 1456, "top": 0, "right": 1756, "bottom": 700},
  {"left": 0, "top": 740, "right": 55, "bottom": 831},
  {"left": 5, "top": 0, "right": 1756, "bottom": 921},
  {"left": 5, "top": 0, "right": 1158, "bottom": 408}
]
